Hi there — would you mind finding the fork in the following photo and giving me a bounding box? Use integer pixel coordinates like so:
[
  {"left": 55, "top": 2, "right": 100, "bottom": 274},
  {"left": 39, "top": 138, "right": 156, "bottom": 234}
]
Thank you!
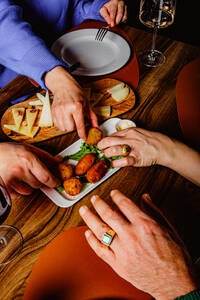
[{"left": 95, "top": 26, "right": 110, "bottom": 42}]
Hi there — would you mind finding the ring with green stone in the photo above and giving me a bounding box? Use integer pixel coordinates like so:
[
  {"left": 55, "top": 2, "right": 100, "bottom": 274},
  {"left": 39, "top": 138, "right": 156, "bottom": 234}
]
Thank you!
[{"left": 101, "top": 229, "right": 116, "bottom": 246}]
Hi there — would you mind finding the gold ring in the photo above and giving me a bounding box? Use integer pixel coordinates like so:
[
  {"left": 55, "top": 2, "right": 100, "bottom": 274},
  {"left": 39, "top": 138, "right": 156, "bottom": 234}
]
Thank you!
[
  {"left": 121, "top": 144, "right": 131, "bottom": 157},
  {"left": 101, "top": 229, "right": 116, "bottom": 246}
]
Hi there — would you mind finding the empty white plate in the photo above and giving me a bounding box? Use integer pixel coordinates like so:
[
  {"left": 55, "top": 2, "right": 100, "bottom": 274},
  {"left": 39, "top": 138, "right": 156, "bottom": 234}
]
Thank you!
[{"left": 51, "top": 29, "right": 131, "bottom": 76}]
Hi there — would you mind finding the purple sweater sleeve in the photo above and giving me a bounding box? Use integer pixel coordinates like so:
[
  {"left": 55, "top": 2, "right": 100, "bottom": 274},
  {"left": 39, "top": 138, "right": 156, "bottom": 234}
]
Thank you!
[
  {"left": 0, "top": 0, "right": 68, "bottom": 89},
  {"left": 71, "top": 0, "right": 110, "bottom": 26}
]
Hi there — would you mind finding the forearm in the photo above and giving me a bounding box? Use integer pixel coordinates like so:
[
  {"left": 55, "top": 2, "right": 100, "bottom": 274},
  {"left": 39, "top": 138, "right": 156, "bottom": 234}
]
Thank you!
[{"left": 159, "top": 136, "right": 200, "bottom": 186}]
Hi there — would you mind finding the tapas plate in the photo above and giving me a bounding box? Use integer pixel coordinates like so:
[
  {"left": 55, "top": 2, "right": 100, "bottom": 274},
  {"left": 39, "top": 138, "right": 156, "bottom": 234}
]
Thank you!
[{"left": 41, "top": 118, "right": 121, "bottom": 207}]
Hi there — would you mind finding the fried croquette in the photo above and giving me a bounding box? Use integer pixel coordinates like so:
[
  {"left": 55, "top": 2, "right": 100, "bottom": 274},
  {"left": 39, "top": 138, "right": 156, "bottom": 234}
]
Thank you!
[
  {"left": 86, "top": 160, "right": 108, "bottom": 183},
  {"left": 58, "top": 163, "right": 73, "bottom": 181},
  {"left": 86, "top": 127, "right": 103, "bottom": 145},
  {"left": 63, "top": 177, "right": 82, "bottom": 196},
  {"left": 75, "top": 153, "right": 96, "bottom": 175}
]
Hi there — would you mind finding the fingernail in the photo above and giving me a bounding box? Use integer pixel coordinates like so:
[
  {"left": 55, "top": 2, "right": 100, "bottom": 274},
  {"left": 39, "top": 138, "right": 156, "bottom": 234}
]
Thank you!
[
  {"left": 91, "top": 195, "right": 97, "bottom": 204},
  {"left": 143, "top": 193, "right": 152, "bottom": 202},
  {"left": 79, "top": 206, "right": 87, "bottom": 215},
  {"left": 85, "top": 230, "right": 91, "bottom": 238},
  {"left": 110, "top": 190, "right": 116, "bottom": 197}
]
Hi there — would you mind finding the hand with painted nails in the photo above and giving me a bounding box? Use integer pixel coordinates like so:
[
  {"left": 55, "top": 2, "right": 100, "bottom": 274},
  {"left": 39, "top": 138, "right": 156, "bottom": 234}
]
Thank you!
[
  {"left": 79, "top": 190, "right": 197, "bottom": 299},
  {"left": 100, "top": 0, "right": 127, "bottom": 27},
  {"left": 97, "top": 127, "right": 173, "bottom": 168},
  {"left": 97, "top": 127, "right": 200, "bottom": 186},
  {"left": 0, "top": 142, "right": 60, "bottom": 198}
]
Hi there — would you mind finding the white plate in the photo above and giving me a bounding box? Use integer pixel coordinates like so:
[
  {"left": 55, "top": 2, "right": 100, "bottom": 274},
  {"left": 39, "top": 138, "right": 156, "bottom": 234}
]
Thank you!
[
  {"left": 51, "top": 29, "right": 131, "bottom": 76},
  {"left": 41, "top": 118, "right": 122, "bottom": 207}
]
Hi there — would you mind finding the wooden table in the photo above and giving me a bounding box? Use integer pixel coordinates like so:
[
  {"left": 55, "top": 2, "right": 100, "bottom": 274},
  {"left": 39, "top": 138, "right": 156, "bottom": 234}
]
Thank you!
[{"left": 0, "top": 25, "right": 200, "bottom": 300}]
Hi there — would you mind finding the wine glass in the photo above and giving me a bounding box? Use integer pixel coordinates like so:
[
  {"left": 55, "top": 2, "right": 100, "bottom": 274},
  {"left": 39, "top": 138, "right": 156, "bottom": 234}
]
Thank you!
[
  {"left": 0, "top": 176, "right": 23, "bottom": 266},
  {"left": 139, "top": 0, "right": 176, "bottom": 67}
]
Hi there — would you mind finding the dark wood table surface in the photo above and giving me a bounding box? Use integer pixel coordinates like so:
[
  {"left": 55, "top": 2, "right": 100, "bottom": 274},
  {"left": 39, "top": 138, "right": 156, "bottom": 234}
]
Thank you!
[{"left": 0, "top": 25, "right": 200, "bottom": 300}]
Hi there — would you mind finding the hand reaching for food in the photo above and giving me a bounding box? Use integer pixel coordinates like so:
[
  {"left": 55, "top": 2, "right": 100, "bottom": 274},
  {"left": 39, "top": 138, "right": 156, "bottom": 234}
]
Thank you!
[
  {"left": 98, "top": 127, "right": 175, "bottom": 168},
  {"left": 100, "top": 0, "right": 127, "bottom": 27},
  {"left": 0, "top": 142, "right": 60, "bottom": 198},
  {"left": 44, "top": 66, "right": 93, "bottom": 139}
]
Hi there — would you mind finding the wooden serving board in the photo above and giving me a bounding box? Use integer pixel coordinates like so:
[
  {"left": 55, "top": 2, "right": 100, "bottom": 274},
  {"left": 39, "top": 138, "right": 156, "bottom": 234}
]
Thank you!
[
  {"left": 1, "top": 78, "right": 135, "bottom": 143},
  {"left": 86, "top": 78, "right": 136, "bottom": 120}
]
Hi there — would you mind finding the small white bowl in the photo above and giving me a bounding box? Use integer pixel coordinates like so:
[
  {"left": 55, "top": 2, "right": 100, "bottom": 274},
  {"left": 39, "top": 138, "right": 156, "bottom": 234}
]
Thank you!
[{"left": 115, "top": 119, "right": 136, "bottom": 131}]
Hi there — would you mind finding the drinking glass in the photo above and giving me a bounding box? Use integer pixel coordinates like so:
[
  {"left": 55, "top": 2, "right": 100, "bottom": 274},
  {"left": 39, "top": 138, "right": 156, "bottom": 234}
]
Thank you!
[
  {"left": 0, "top": 176, "right": 23, "bottom": 266},
  {"left": 139, "top": 0, "right": 176, "bottom": 67}
]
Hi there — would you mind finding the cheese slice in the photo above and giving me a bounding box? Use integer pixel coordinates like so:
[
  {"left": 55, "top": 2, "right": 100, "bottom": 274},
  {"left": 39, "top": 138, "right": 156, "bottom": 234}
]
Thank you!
[
  {"left": 111, "top": 86, "right": 129, "bottom": 102},
  {"left": 4, "top": 124, "right": 39, "bottom": 138},
  {"left": 26, "top": 109, "right": 38, "bottom": 133},
  {"left": 12, "top": 108, "right": 25, "bottom": 130},
  {"left": 29, "top": 100, "right": 43, "bottom": 106},
  {"left": 107, "top": 83, "right": 125, "bottom": 94},
  {"left": 94, "top": 106, "right": 111, "bottom": 117},
  {"left": 37, "top": 91, "right": 53, "bottom": 127}
]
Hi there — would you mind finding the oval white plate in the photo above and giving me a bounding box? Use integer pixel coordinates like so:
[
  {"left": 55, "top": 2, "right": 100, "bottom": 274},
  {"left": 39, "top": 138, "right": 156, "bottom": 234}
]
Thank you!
[
  {"left": 41, "top": 118, "right": 122, "bottom": 208},
  {"left": 51, "top": 29, "right": 131, "bottom": 76}
]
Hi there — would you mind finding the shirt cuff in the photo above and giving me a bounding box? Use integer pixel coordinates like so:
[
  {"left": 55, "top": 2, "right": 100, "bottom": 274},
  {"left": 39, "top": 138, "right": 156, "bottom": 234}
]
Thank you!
[
  {"left": 174, "top": 289, "right": 200, "bottom": 299},
  {"left": 19, "top": 43, "right": 69, "bottom": 89},
  {"left": 92, "top": 0, "right": 110, "bottom": 21}
]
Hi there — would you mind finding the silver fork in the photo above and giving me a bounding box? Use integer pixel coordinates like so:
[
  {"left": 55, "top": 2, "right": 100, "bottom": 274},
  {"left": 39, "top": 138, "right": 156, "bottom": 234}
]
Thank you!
[{"left": 95, "top": 26, "right": 109, "bottom": 42}]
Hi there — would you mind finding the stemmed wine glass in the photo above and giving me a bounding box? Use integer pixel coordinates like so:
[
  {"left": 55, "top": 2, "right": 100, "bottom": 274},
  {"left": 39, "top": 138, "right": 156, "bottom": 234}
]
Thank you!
[
  {"left": 139, "top": 0, "right": 176, "bottom": 67},
  {"left": 0, "top": 176, "right": 23, "bottom": 266}
]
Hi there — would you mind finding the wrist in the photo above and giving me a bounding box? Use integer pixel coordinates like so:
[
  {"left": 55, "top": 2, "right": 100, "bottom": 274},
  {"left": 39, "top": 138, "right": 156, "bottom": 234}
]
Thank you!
[
  {"left": 155, "top": 133, "right": 176, "bottom": 167},
  {"left": 153, "top": 281, "right": 197, "bottom": 300},
  {"left": 44, "top": 66, "right": 69, "bottom": 93}
]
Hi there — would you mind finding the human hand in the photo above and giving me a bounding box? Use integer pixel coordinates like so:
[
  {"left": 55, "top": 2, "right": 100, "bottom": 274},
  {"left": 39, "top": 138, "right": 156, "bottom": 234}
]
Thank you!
[
  {"left": 98, "top": 127, "right": 174, "bottom": 168},
  {"left": 44, "top": 66, "right": 98, "bottom": 139},
  {"left": 79, "top": 190, "right": 197, "bottom": 299},
  {"left": 100, "top": 0, "right": 127, "bottom": 27},
  {"left": 0, "top": 142, "right": 60, "bottom": 198}
]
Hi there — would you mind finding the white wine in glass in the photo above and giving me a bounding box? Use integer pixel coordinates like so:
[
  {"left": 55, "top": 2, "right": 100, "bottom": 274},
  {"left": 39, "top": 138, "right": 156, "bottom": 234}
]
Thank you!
[{"left": 139, "top": 0, "right": 176, "bottom": 67}]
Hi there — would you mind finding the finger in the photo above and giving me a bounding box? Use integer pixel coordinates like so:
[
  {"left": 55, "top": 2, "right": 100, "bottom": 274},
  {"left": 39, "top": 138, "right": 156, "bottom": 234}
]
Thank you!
[
  {"left": 25, "top": 143, "right": 61, "bottom": 166},
  {"left": 73, "top": 104, "right": 86, "bottom": 140},
  {"left": 116, "top": 1, "right": 124, "bottom": 24},
  {"left": 85, "top": 230, "right": 115, "bottom": 265},
  {"left": 110, "top": 190, "right": 145, "bottom": 223},
  {"left": 98, "top": 136, "right": 129, "bottom": 150},
  {"left": 52, "top": 103, "right": 66, "bottom": 131},
  {"left": 109, "top": 2, "right": 118, "bottom": 27},
  {"left": 100, "top": 6, "right": 111, "bottom": 25},
  {"left": 111, "top": 128, "right": 137, "bottom": 137},
  {"left": 91, "top": 195, "right": 128, "bottom": 234},
  {"left": 111, "top": 156, "right": 135, "bottom": 168},
  {"left": 10, "top": 178, "right": 33, "bottom": 195},
  {"left": 27, "top": 155, "right": 60, "bottom": 188},
  {"left": 89, "top": 105, "right": 98, "bottom": 128},
  {"left": 63, "top": 113, "right": 76, "bottom": 133},
  {"left": 122, "top": 5, "right": 128, "bottom": 22},
  {"left": 103, "top": 145, "right": 126, "bottom": 157},
  {"left": 79, "top": 205, "right": 117, "bottom": 249}
]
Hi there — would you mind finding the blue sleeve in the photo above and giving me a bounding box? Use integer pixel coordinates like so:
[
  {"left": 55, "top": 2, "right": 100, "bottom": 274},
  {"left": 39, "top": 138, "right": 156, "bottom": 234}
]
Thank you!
[
  {"left": 71, "top": 0, "right": 110, "bottom": 26},
  {"left": 0, "top": 0, "right": 68, "bottom": 89}
]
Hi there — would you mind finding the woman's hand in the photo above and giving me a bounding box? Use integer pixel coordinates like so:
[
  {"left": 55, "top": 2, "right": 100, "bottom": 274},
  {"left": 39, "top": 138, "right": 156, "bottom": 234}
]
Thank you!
[
  {"left": 98, "top": 127, "right": 174, "bottom": 168},
  {"left": 0, "top": 142, "right": 60, "bottom": 198},
  {"left": 44, "top": 66, "right": 98, "bottom": 139},
  {"left": 79, "top": 190, "right": 197, "bottom": 299},
  {"left": 100, "top": 0, "right": 127, "bottom": 27}
]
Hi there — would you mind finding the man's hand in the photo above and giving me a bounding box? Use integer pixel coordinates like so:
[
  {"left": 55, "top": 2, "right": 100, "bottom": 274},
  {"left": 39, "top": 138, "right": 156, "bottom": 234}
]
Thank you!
[
  {"left": 0, "top": 142, "right": 60, "bottom": 198},
  {"left": 79, "top": 190, "right": 197, "bottom": 299},
  {"left": 45, "top": 66, "right": 98, "bottom": 139},
  {"left": 100, "top": 0, "right": 127, "bottom": 27}
]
